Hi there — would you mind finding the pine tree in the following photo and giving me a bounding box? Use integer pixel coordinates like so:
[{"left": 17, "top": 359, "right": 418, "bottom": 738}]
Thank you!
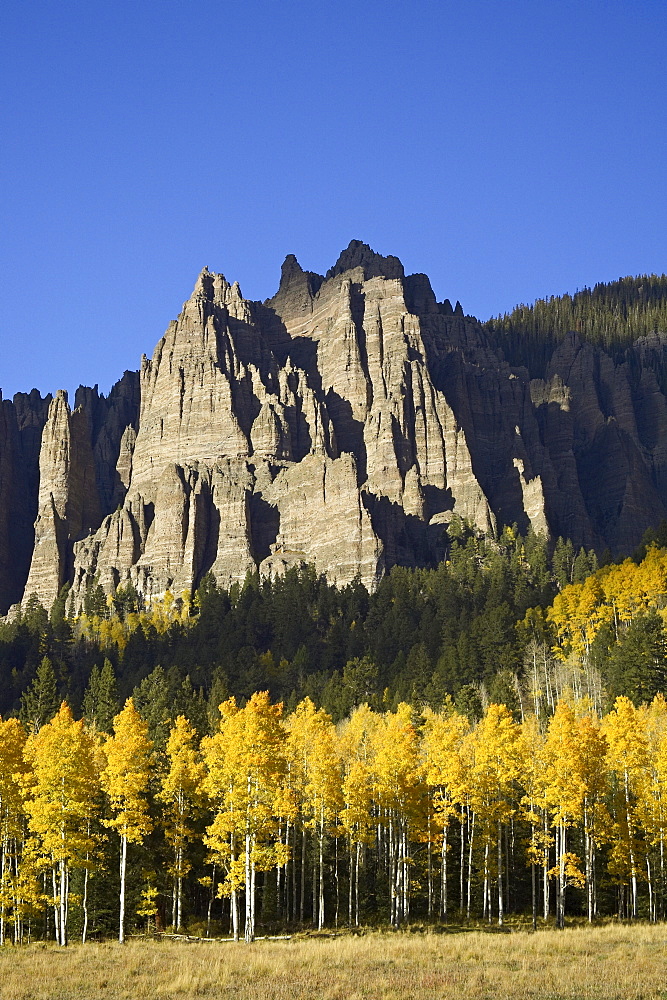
[
  {"left": 82, "top": 659, "right": 118, "bottom": 733},
  {"left": 19, "top": 657, "right": 59, "bottom": 734}
]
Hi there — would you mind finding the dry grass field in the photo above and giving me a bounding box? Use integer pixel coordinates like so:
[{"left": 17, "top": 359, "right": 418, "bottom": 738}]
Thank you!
[{"left": 0, "top": 923, "right": 666, "bottom": 1000}]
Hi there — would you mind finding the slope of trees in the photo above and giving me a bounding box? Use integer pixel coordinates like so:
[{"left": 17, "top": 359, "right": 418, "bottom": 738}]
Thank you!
[
  {"left": 485, "top": 274, "right": 667, "bottom": 378},
  {"left": 0, "top": 524, "right": 667, "bottom": 939}
]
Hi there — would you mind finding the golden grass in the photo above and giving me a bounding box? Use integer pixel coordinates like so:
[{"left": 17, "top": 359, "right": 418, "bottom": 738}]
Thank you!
[{"left": 1, "top": 923, "right": 666, "bottom": 1000}]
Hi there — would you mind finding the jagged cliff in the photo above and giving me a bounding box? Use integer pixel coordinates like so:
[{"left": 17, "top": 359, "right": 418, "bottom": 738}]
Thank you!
[{"left": 3, "top": 241, "right": 667, "bottom": 614}]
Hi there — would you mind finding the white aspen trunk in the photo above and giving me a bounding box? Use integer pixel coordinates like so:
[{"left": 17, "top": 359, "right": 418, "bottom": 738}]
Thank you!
[
  {"left": 483, "top": 841, "right": 489, "bottom": 922},
  {"left": 172, "top": 875, "right": 177, "bottom": 929},
  {"left": 584, "top": 801, "right": 592, "bottom": 923},
  {"left": 623, "top": 770, "right": 637, "bottom": 918},
  {"left": 245, "top": 830, "right": 252, "bottom": 942},
  {"left": 231, "top": 887, "right": 239, "bottom": 941},
  {"left": 401, "top": 825, "right": 409, "bottom": 922},
  {"left": 497, "top": 820, "right": 504, "bottom": 927},
  {"left": 660, "top": 834, "right": 665, "bottom": 921},
  {"left": 441, "top": 823, "right": 448, "bottom": 920},
  {"left": 59, "top": 859, "right": 67, "bottom": 946},
  {"left": 348, "top": 841, "right": 354, "bottom": 927},
  {"left": 0, "top": 837, "right": 5, "bottom": 947},
  {"left": 355, "top": 841, "right": 361, "bottom": 927},
  {"left": 52, "top": 867, "right": 61, "bottom": 946},
  {"left": 206, "top": 864, "right": 216, "bottom": 938},
  {"left": 300, "top": 827, "right": 306, "bottom": 924},
  {"left": 318, "top": 805, "right": 325, "bottom": 930},
  {"left": 460, "top": 816, "right": 465, "bottom": 912},
  {"left": 177, "top": 871, "right": 182, "bottom": 932},
  {"left": 334, "top": 831, "right": 339, "bottom": 929},
  {"left": 647, "top": 857, "right": 654, "bottom": 922},
  {"left": 427, "top": 814, "right": 432, "bottom": 918},
  {"left": 82, "top": 865, "right": 89, "bottom": 944},
  {"left": 466, "top": 812, "right": 475, "bottom": 919},
  {"left": 558, "top": 823, "right": 566, "bottom": 929},
  {"left": 543, "top": 809, "right": 550, "bottom": 920},
  {"left": 119, "top": 834, "right": 127, "bottom": 944}
]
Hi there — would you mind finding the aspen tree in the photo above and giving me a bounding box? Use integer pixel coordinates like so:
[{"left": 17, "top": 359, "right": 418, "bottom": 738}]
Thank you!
[
  {"left": 203, "top": 693, "right": 286, "bottom": 942},
  {"left": 575, "top": 711, "right": 608, "bottom": 921},
  {"left": 339, "top": 704, "right": 380, "bottom": 926},
  {"left": 158, "top": 716, "right": 205, "bottom": 931},
  {"left": 543, "top": 701, "right": 586, "bottom": 928},
  {"left": 422, "top": 704, "right": 468, "bottom": 920},
  {"left": 285, "top": 698, "right": 341, "bottom": 930},
  {"left": 468, "top": 704, "right": 524, "bottom": 925},
  {"left": 638, "top": 695, "right": 667, "bottom": 920},
  {"left": 0, "top": 719, "right": 28, "bottom": 945},
  {"left": 23, "top": 703, "right": 100, "bottom": 946},
  {"left": 102, "top": 698, "right": 153, "bottom": 943},
  {"left": 602, "top": 696, "right": 647, "bottom": 918},
  {"left": 519, "top": 713, "right": 550, "bottom": 927},
  {"left": 372, "top": 704, "right": 423, "bottom": 926},
  {"left": 202, "top": 697, "right": 244, "bottom": 940}
]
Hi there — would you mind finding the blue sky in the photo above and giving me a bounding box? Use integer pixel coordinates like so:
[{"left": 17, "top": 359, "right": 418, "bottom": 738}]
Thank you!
[{"left": 1, "top": 0, "right": 665, "bottom": 400}]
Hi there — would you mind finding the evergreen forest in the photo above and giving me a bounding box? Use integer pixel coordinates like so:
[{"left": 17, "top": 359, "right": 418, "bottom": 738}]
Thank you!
[
  {"left": 2, "top": 521, "right": 667, "bottom": 942},
  {"left": 485, "top": 274, "right": 667, "bottom": 379}
]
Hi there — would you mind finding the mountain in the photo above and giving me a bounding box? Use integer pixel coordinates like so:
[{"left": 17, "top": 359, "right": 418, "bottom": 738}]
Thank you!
[{"left": 2, "top": 241, "right": 667, "bottom": 614}]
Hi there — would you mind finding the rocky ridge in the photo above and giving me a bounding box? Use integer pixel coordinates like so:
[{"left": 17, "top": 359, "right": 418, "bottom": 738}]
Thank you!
[{"left": 3, "top": 241, "right": 667, "bottom": 613}]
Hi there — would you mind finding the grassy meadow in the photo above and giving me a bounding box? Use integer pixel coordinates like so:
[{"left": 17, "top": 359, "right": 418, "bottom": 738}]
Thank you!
[{"left": 0, "top": 923, "right": 666, "bottom": 1000}]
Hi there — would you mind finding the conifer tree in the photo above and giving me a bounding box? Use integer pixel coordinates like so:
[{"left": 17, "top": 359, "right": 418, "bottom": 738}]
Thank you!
[
  {"left": 82, "top": 659, "right": 118, "bottom": 733},
  {"left": 19, "top": 657, "right": 59, "bottom": 734}
]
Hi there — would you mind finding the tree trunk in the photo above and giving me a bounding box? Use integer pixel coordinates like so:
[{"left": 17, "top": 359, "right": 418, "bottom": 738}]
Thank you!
[
  {"left": 497, "top": 820, "right": 504, "bottom": 927},
  {"left": 441, "top": 824, "right": 448, "bottom": 921},
  {"left": 119, "top": 834, "right": 127, "bottom": 944},
  {"left": 82, "top": 866, "right": 89, "bottom": 944}
]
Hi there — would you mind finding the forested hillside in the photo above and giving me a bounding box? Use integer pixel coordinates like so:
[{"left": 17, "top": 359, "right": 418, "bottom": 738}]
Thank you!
[
  {"left": 2, "top": 524, "right": 667, "bottom": 941},
  {"left": 486, "top": 274, "right": 667, "bottom": 378}
]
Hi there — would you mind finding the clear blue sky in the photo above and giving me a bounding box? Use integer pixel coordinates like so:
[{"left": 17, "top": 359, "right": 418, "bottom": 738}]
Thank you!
[{"left": 1, "top": 0, "right": 666, "bottom": 400}]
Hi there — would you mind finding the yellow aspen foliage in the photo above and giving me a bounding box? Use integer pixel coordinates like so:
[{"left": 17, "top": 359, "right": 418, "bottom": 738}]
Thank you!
[
  {"left": 23, "top": 703, "right": 100, "bottom": 946},
  {"left": 602, "top": 695, "right": 647, "bottom": 917},
  {"left": 422, "top": 704, "right": 469, "bottom": 918},
  {"left": 285, "top": 698, "right": 342, "bottom": 930},
  {"left": 372, "top": 703, "right": 424, "bottom": 926},
  {"left": 102, "top": 698, "right": 153, "bottom": 943},
  {"left": 0, "top": 718, "right": 28, "bottom": 945},
  {"left": 158, "top": 715, "right": 205, "bottom": 930},
  {"left": 467, "top": 703, "right": 524, "bottom": 925},
  {"left": 202, "top": 692, "right": 286, "bottom": 942},
  {"left": 337, "top": 704, "right": 381, "bottom": 926}
]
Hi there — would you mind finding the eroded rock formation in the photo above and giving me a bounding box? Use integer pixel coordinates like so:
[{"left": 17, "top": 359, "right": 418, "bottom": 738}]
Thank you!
[{"left": 3, "top": 241, "right": 667, "bottom": 613}]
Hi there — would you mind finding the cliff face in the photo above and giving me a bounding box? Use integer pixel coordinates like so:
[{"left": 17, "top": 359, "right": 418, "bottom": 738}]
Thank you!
[{"left": 4, "top": 241, "right": 667, "bottom": 613}]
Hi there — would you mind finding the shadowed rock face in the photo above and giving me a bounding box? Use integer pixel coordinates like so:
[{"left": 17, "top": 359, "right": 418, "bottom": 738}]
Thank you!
[{"left": 5, "top": 240, "right": 667, "bottom": 612}]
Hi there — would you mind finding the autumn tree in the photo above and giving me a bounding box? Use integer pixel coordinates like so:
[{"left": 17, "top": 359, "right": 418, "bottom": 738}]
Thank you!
[
  {"left": 23, "top": 703, "right": 101, "bottom": 945},
  {"left": 102, "top": 698, "right": 153, "bottom": 943},
  {"left": 158, "top": 715, "right": 205, "bottom": 930}
]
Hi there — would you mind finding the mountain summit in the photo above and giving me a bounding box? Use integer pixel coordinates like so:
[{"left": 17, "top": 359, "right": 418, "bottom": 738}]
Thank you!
[{"left": 2, "top": 245, "right": 667, "bottom": 613}]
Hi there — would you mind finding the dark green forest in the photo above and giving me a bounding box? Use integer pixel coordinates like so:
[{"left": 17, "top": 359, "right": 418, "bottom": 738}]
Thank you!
[
  {"left": 5, "top": 518, "right": 667, "bottom": 749},
  {"left": 485, "top": 274, "right": 667, "bottom": 379}
]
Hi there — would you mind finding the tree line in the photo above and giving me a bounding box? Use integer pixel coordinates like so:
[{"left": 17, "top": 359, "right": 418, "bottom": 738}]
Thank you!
[
  {"left": 485, "top": 274, "right": 667, "bottom": 379},
  {"left": 1, "top": 689, "right": 667, "bottom": 945}
]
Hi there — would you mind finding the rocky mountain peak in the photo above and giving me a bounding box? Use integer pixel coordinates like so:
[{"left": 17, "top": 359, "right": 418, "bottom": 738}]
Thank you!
[
  {"left": 325, "top": 240, "right": 405, "bottom": 281},
  {"left": 5, "top": 245, "right": 667, "bottom": 616}
]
